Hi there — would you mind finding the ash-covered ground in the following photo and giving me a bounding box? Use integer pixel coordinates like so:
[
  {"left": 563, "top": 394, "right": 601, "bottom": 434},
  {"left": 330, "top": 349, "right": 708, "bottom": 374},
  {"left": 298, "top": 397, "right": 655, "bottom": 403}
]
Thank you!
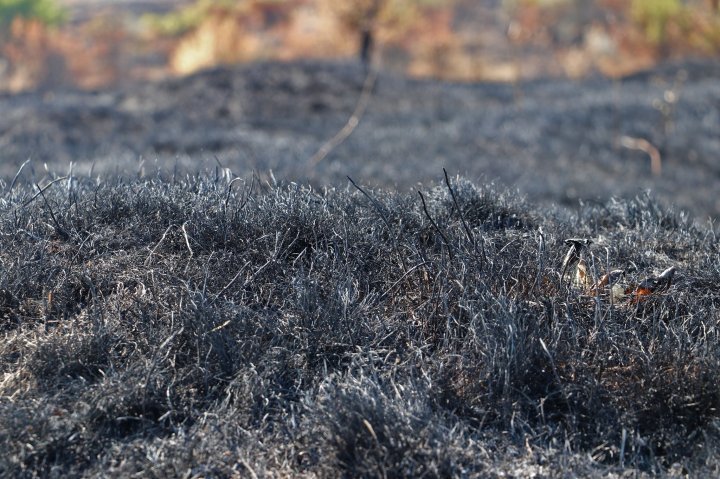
[
  {"left": 1, "top": 59, "right": 719, "bottom": 220},
  {"left": 2, "top": 60, "right": 720, "bottom": 477}
]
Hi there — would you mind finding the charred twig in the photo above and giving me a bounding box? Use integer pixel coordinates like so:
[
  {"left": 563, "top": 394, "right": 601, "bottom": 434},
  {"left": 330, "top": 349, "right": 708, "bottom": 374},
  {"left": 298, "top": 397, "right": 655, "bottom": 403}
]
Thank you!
[
  {"left": 443, "top": 169, "right": 475, "bottom": 246},
  {"left": 308, "top": 67, "right": 378, "bottom": 167},
  {"left": 347, "top": 176, "right": 393, "bottom": 235},
  {"left": 22, "top": 176, "right": 69, "bottom": 208},
  {"left": 443, "top": 168, "right": 486, "bottom": 269},
  {"left": 35, "top": 182, "right": 69, "bottom": 239},
  {"left": 418, "top": 190, "right": 454, "bottom": 261},
  {"left": 224, "top": 177, "right": 245, "bottom": 210}
]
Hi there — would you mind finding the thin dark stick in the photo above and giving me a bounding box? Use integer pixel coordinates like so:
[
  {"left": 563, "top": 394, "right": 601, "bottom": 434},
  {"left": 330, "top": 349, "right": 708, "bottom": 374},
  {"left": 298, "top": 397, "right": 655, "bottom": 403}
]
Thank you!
[
  {"left": 418, "top": 190, "right": 454, "bottom": 261},
  {"left": 347, "top": 176, "right": 392, "bottom": 234},
  {"left": 308, "top": 67, "right": 378, "bottom": 167},
  {"left": 443, "top": 168, "right": 475, "bottom": 245},
  {"left": 443, "top": 169, "right": 486, "bottom": 268},
  {"left": 22, "top": 176, "right": 69, "bottom": 208},
  {"left": 348, "top": 176, "right": 407, "bottom": 273},
  {"left": 36, "top": 182, "right": 68, "bottom": 239}
]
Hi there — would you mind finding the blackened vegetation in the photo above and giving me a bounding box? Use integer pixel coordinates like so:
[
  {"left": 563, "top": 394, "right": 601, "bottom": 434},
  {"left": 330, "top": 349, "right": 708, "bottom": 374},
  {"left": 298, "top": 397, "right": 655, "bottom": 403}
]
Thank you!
[
  {"left": 0, "top": 172, "right": 718, "bottom": 477},
  {"left": 4, "top": 59, "right": 720, "bottom": 221}
]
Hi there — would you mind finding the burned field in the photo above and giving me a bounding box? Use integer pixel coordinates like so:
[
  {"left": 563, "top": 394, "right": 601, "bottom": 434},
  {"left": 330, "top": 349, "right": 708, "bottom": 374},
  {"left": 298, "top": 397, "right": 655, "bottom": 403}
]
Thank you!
[
  {"left": 0, "top": 171, "right": 718, "bottom": 477},
  {"left": 1, "top": 59, "right": 720, "bottom": 222}
]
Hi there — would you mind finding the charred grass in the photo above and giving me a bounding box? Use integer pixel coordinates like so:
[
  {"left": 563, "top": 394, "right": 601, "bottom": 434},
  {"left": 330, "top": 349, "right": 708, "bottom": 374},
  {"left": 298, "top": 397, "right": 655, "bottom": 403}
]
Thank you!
[{"left": 0, "top": 171, "right": 718, "bottom": 477}]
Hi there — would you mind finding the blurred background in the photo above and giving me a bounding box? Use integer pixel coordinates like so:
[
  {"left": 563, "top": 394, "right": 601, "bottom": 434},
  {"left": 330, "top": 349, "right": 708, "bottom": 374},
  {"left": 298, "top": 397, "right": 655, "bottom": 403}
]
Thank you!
[
  {"left": 1, "top": 0, "right": 720, "bottom": 91},
  {"left": 0, "top": 1, "right": 719, "bottom": 221}
]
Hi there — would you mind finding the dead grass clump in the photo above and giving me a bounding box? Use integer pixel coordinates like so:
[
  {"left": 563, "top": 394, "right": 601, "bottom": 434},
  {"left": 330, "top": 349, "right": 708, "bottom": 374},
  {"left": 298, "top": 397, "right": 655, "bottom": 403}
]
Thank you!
[{"left": 0, "top": 171, "right": 718, "bottom": 476}]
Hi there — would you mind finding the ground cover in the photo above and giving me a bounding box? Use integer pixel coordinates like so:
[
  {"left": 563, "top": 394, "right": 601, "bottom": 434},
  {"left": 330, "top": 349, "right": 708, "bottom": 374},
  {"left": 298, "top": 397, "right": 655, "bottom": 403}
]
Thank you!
[
  {"left": 2, "top": 59, "right": 719, "bottom": 223},
  {"left": 0, "top": 171, "right": 718, "bottom": 477}
]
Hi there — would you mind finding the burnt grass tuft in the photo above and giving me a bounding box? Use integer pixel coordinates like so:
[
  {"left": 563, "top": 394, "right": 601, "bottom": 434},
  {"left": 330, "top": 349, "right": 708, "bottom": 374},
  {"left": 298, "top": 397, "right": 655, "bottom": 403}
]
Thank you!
[{"left": 0, "top": 172, "right": 718, "bottom": 477}]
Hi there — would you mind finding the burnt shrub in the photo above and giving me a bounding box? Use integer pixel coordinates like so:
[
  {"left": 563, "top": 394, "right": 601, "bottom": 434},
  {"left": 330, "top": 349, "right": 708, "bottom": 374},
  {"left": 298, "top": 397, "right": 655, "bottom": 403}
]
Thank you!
[{"left": 0, "top": 172, "right": 718, "bottom": 477}]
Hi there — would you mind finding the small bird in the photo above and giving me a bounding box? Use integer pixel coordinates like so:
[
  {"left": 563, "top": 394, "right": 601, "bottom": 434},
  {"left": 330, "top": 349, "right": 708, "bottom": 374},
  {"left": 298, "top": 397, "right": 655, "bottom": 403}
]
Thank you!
[
  {"left": 627, "top": 266, "right": 676, "bottom": 298},
  {"left": 561, "top": 238, "right": 593, "bottom": 283}
]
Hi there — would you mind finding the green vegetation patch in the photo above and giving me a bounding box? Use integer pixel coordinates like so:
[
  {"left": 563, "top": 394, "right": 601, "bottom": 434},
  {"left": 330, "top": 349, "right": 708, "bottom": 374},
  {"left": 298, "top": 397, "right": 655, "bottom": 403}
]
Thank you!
[{"left": 0, "top": 0, "right": 65, "bottom": 29}]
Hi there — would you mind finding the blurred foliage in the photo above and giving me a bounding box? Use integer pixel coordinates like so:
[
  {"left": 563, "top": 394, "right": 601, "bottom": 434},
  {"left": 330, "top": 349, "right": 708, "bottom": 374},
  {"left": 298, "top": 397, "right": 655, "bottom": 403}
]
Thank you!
[
  {"left": 630, "top": 0, "right": 688, "bottom": 46},
  {"left": 143, "top": 0, "right": 241, "bottom": 37},
  {"left": 694, "top": 14, "right": 720, "bottom": 53},
  {"left": 505, "top": 0, "right": 720, "bottom": 60},
  {"left": 0, "top": 0, "right": 65, "bottom": 30},
  {"left": 323, "top": 0, "right": 446, "bottom": 35},
  {"left": 503, "top": 0, "right": 572, "bottom": 8},
  {"left": 143, "top": 0, "right": 286, "bottom": 37},
  {"left": 146, "top": 0, "right": 447, "bottom": 39}
]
